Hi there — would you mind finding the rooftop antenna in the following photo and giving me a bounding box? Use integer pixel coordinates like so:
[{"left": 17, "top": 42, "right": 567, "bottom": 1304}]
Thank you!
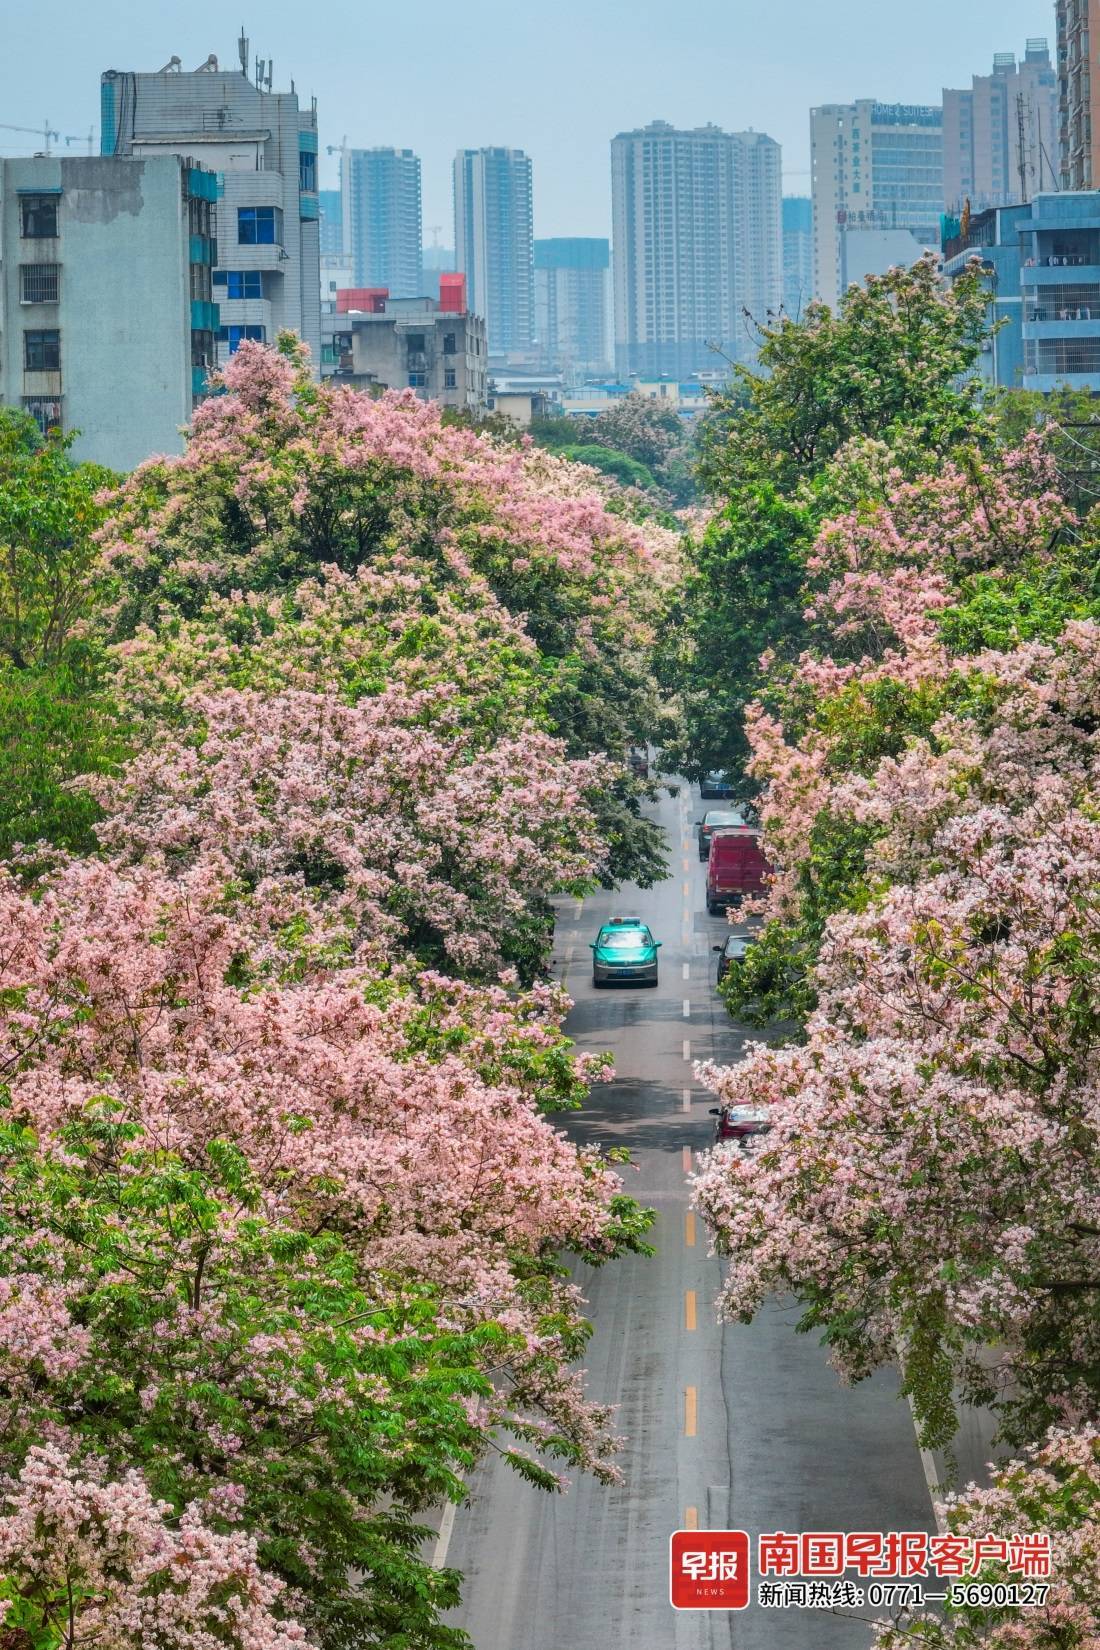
[
  {"left": 255, "top": 57, "right": 265, "bottom": 87},
  {"left": 1016, "top": 91, "right": 1030, "bottom": 203},
  {"left": 238, "top": 28, "right": 249, "bottom": 75},
  {"left": 266, "top": 60, "right": 273, "bottom": 91}
]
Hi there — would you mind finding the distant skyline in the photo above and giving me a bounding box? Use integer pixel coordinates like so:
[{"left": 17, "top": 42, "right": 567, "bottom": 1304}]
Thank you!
[{"left": 1, "top": 0, "right": 1059, "bottom": 239}]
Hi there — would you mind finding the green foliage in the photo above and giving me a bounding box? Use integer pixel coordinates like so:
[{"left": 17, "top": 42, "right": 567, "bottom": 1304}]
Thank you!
[
  {"left": 0, "top": 1108, "right": 492, "bottom": 1650},
  {"left": 530, "top": 397, "right": 698, "bottom": 504},
  {"left": 941, "top": 563, "right": 1100, "bottom": 653},
  {"left": 672, "top": 258, "right": 992, "bottom": 790},
  {"left": 699, "top": 256, "right": 992, "bottom": 499},
  {"left": 719, "top": 919, "right": 818, "bottom": 1028},
  {"left": 557, "top": 443, "right": 661, "bottom": 492},
  {"left": 817, "top": 676, "right": 949, "bottom": 776},
  {"left": 0, "top": 647, "right": 126, "bottom": 864},
  {"left": 659, "top": 485, "right": 810, "bottom": 781},
  {"left": 0, "top": 409, "right": 115, "bottom": 669}
]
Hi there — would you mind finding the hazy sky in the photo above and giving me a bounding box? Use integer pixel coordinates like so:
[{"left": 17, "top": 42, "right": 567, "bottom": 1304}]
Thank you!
[{"left": 1, "top": 0, "right": 1058, "bottom": 241}]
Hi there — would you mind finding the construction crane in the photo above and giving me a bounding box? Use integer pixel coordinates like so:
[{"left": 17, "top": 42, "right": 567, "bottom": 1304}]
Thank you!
[{"left": 0, "top": 119, "right": 93, "bottom": 155}]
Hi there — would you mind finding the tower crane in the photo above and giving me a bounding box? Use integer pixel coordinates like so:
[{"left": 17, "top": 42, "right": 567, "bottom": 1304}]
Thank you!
[{"left": 0, "top": 119, "right": 93, "bottom": 155}]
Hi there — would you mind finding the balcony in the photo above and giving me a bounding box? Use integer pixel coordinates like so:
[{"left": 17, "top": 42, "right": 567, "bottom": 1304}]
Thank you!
[
  {"left": 1023, "top": 263, "right": 1100, "bottom": 285},
  {"left": 1024, "top": 370, "right": 1100, "bottom": 391}
]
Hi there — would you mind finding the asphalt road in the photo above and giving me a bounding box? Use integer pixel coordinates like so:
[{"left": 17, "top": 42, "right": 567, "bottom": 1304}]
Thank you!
[{"left": 445, "top": 784, "right": 935, "bottom": 1649}]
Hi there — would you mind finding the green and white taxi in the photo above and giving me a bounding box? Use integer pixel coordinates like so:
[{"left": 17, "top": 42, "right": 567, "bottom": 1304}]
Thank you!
[{"left": 590, "top": 917, "right": 661, "bottom": 987}]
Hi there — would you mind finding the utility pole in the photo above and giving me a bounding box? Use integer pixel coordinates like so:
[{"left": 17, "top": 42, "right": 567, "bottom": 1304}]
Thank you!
[{"left": 1016, "top": 92, "right": 1031, "bottom": 204}]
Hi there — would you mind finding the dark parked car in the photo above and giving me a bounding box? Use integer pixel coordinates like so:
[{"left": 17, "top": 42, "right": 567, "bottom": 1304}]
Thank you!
[
  {"left": 700, "top": 770, "right": 736, "bottom": 799},
  {"left": 713, "top": 932, "right": 755, "bottom": 984},
  {"left": 696, "top": 807, "right": 750, "bottom": 860},
  {"left": 708, "top": 1104, "right": 771, "bottom": 1147}
]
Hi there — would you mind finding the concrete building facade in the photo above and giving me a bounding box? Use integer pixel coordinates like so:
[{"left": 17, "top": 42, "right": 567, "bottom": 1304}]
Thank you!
[
  {"left": 811, "top": 100, "right": 943, "bottom": 308},
  {"left": 453, "top": 147, "right": 534, "bottom": 358},
  {"left": 610, "top": 120, "right": 782, "bottom": 380},
  {"left": 340, "top": 148, "right": 422, "bottom": 297},
  {"left": 1057, "top": 0, "right": 1100, "bottom": 188},
  {"left": 0, "top": 153, "right": 218, "bottom": 469},
  {"left": 534, "top": 238, "right": 610, "bottom": 375},
  {"left": 782, "top": 195, "right": 813, "bottom": 317},
  {"left": 944, "top": 190, "right": 1100, "bottom": 392},
  {"left": 321, "top": 288, "right": 487, "bottom": 411},
  {"left": 943, "top": 42, "right": 1059, "bottom": 212},
  {"left": 101, "top": 51, "right": 320, "bottom": 369}
]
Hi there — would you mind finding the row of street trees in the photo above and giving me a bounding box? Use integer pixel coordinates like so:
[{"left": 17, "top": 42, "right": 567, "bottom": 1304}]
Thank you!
[
  {"left": 0, "top": 341, "right": 680, "bottom": 1648},
  {"left": 684, "top": 258, "right": 1100, "bottom": 1646}
]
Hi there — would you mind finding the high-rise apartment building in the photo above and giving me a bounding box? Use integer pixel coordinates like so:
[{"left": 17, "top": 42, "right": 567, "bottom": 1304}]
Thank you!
[
  {"left": 944, "top": 42, "right": 1059, "bottom": 211},
  {"left": 340, "top": 148, "right": 422, "bottom": 298},
  {"left": 0, "top": 154, "right": 218, "bottom": 469},
  {"left": 453, "top": 148, "right": 534, "bottom": 357},
  {"left": 101, "top": 47, "right": 320, "bottom": 369},
  {"left": 782, "top": 196, "right": 814, "bottom": 318},
  {"left": 318, "top": 189, "right": 342, "bottom": 255},
  {"left": 811, "top": 101, "right": 943, "bottom": 308},
  {"left": 534, "top": 238, "right": 610, "bottom": 375},
  {"left": 1057, "top": 0, "right": 1100, "bottom": 188},
  {"left": 610, "top": 120, "right": 782, "bottom": 380}
]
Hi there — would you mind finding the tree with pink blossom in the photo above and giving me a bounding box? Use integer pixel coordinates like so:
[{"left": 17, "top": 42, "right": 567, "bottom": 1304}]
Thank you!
[{"left": 872, "top": 1430, "right": 1100, "bottom": 1648}]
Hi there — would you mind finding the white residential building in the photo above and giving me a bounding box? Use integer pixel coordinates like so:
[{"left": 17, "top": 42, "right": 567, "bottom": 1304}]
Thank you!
[
  {"left": 0, "top": 153, "right": 218, "bottom": 469},
  {"left": 101, "top": 45, "right": 320, "bottom": 368},
  {"left": 610, "top": 120, "right": 782, "bottom": 380},
  {"left": 811, "top": 100, "right": 943, "bottom": 309}
]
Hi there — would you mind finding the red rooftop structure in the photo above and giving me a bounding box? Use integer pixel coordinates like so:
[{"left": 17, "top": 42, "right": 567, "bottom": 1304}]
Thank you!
[
  {"left": 336, "top": 287, "right": 389, "bottom": 313},
  {"left": 438, "top": 273, "right": 466, "bottom": 313}
]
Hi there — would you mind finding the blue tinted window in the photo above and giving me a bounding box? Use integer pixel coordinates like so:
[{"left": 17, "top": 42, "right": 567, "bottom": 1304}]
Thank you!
[
  {"left": 218, "top": 323, "right": 266, "bottom": 353},
  {"left": 237, "top": 206, "right": 278, "bottom": 245},
  {"left": 215, "top": 270, "right": 263, "bottom": 299}
]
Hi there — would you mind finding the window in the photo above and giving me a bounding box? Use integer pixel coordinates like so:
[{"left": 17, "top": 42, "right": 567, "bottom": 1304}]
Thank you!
[
  {"left": 24, "top": 329, "right": 60, "bottom": 371},
  {"left": 218, "top": 323, "right": 266, "bottom": 353},
  {"left": 442, "top": 332, "right": 457, "bottom": 355},
  {"left": 299, "top": 150, "right": 316, "bottom": 194},
  {"left": 406, "top": 334, "right": 427, "bottom": 353},
  {"left": 20, "top": 195, "right": 58, "bottom": 238},
  {"left": 190, "top": 262, "right": 213, "bottom": 303},
  {"left": 213, "top": 270, "right": 264, "bottom": 299},
  {"left": 188, "top": 196, "right": 214, "bottom": 239},
  {"left": 20, "top": 264, "right": 59, "bottom": 304},
  {"left": 444, "top": 367, "right": 457, "bottom": 390},
  {"left": 408, "top": 372, "right": 428, "bottom": 388},
  {"left": 237, "top": 206, "right": 280, "bottom": 245},
  {"left": 22, "top": 396, "right": 62, "bottom": 435}
]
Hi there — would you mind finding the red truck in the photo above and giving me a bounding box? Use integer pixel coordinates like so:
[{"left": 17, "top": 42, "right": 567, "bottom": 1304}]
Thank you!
[{"left": 706, "top": 828, "right": 769, "bottom": 914}]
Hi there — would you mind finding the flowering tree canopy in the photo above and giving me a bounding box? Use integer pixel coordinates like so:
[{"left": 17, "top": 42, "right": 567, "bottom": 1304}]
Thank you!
[
  {"left": 872, "top": 1431, "right": 1100, "bottom": 1648},
  {"left": 694, "top": 432, "right": 1100, "bottom": 1464},
  {"left": 0, "top": 340, "right": 676, "bottom": 1646}
]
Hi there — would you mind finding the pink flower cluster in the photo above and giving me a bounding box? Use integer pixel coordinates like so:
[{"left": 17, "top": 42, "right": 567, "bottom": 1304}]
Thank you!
[
  {"left": 694, "top": 438, "right": 1100, "bottom": 1467},
  {"left": 0, "top": 1445, "right": 314, "bottom": 1649}
]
